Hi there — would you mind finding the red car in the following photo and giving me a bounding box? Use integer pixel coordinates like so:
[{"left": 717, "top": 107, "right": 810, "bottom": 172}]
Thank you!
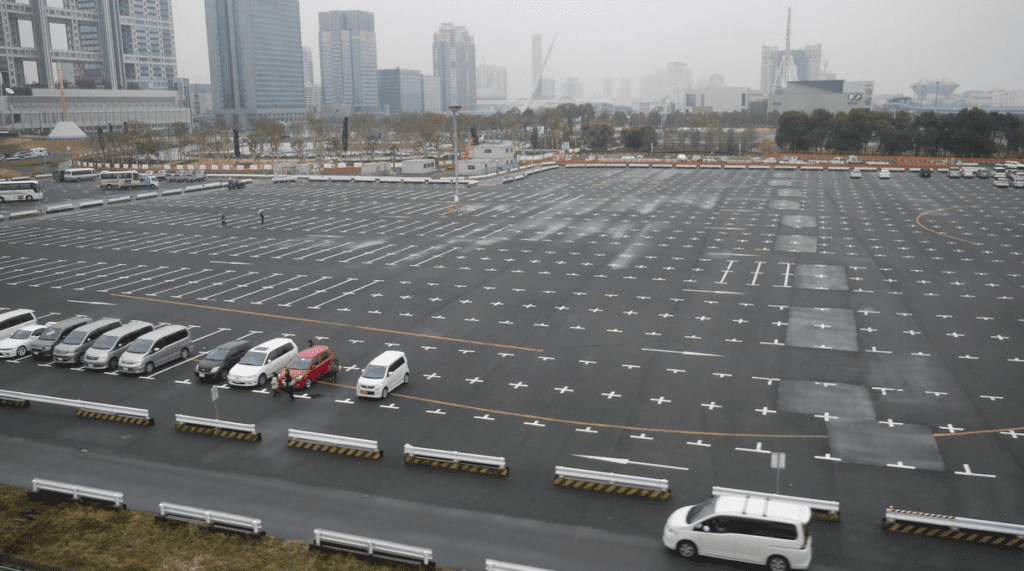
[{"left": 280, "top": 345, "right": 337, "bottom": 390}]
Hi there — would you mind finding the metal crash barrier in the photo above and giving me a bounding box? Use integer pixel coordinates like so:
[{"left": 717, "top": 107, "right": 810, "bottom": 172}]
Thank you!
[
  {"left": 403, "top": 444, "right": 508, "bottom": 477},
  {"left": 486, "top": 560, "right": 558, "bottom": 571},
  {"left": 29, "top": 479, "right": 125, "bottom": 509},
  {"left": 311, "top": 528, "right": 434, "bottom": 567},
  {"left": 287, "top": 429, "right": 381, "bottom": 459},
  {"left": 157, "top": 502, "right": 263, "bottom": 536},
  {"left": 713, "top": 486, "right": 840, "bottom": 522},
  {"left": 553, "top": 466, "right": 670, "bottom": 500},
  {"left": 883, "top": 507, "right": 1024, "bottom": 549},
  {"left": 174, "top": 413, "right": 260, "bottom": 442},
  {"left": 0, "top": 389, "right": 153, "bottom": 426}
]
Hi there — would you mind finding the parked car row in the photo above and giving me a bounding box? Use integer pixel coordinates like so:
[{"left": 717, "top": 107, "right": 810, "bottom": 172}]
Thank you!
[{"left": 0, "top": 308, "right": 409, "bottom": 399}]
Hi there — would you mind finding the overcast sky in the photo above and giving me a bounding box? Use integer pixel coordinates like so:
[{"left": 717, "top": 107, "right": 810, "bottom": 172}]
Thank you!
[{"left": 174, "top": 0, "right": 1024, "bottom": 100}]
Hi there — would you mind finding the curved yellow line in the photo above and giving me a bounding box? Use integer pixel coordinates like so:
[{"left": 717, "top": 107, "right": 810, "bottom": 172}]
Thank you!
[
  {"left": 915, "top": 206, "right": 980, "bottom": 245},
  {"left": 110, "top": 294, "right": 543, "bottom": 353}
]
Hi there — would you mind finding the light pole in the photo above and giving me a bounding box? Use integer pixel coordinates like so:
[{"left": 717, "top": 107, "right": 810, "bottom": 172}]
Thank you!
[{"left": 449, "top": 105, "right": 461, "bottom": 213}]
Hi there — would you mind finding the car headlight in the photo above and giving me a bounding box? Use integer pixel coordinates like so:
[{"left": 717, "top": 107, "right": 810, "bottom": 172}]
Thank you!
[{"left": 210, "top": 366, "right": 220, "bottom": 373}]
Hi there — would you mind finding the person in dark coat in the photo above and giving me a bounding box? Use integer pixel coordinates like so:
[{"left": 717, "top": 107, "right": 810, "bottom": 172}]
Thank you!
[{"left": 282, "top": 368, "right": 295, "bottom": 401}]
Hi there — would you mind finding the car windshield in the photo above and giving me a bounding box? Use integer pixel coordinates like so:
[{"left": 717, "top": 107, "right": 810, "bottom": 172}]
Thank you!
[
  {"left": 63, "top": 331, "right": 88, "bottom": 346},
  {"left": 92, "top": 334, "right": 118, "bottom": 350},
  {"left": 126, "top": 339, "right": 154, "bottom": 354},
  {"left": 39, "top": 328, "right": 61, "bottom": 341},
  {"left": 11, "top": 329, "right": 35, "bottom": 340},
  {"left": 686, "top": 497, "right": 718, "bottom": 524},
  {"left": 287, "top": 357, "right": 311, "bottom": 370},
  {"left": 362, "top": 364, "right": 387, "bottom": 379},
  {"left": 238, "top": 351, "right": 267, "bottom": 366},
  {"left": 206, "top": 348, "right": 229, "bottom": 361}
]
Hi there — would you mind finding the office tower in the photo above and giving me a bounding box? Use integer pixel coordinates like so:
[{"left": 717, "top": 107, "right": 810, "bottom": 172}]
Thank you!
[
  {"left": 0, "top": 0, "right": 177, "bottom": 90},
  {"left": 433, "top": 23, "right": 476, "bottom": 110},
  {"left": 319, "top": 10, "right": 379, "bottom": 114},
  {"left": 301, "top": 46, "right": 319, "bottom": 112},
  {"left": 562, "top": 77, "right": 583, "bottom": 100},
  {"left": 421, "top": 75, "right": 442, "bottom": 113},
  {"left": 477, "top": 64, "right": 507, "bottom": 100},
  {"left": 603, "top": 78, "right": 614, "bottom": 98},
  {"left": 760, "top": 44, "right": 821, "bottom": 93},
  {"left": 532, "top": 34, "right": 543, "bottom": 99},
  {"left": 206, "top": 0, "right": 305, "bottom": 125},
  {"left": 378, "top": 68, "right": 423, "bottom": 113}
]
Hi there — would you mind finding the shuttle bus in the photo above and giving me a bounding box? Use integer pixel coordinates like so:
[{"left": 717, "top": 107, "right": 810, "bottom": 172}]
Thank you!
[
  {"left": 0, "top": 179, "right": 43, "bottom": 203},
  {"left": 52, "top": 167, "right": 98, "bottom": 182},
  {"left": 98, "top": 170, "right": 157, "bottom": 189}
]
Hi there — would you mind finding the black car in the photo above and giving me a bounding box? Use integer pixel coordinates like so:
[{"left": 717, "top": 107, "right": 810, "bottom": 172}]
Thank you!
[
  {"left": 919, "top": 168, "right": 932, "bottom": 178},
  {"left": 227, "top": 179, "right": 247, "bottom": 189},
  {"left": 194, "top": 339, "right": 253, "bottom": 382}
]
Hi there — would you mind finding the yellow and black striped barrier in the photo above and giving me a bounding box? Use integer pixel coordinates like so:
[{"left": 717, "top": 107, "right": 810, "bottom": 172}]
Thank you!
[
  {"left": 0, "top": 397, "right": 29, "bottom": 408},
  {"left": 554, "top": 466, "right": 671, "bottom": 500},
  {"left": 287, "top": 439, "right": 382, "bottom": 460},
  {"left": 76, "top": 409, "right": 154, "bottom": 426},
  {"left": 883, "top": 507, "right": 1024, "bottom": 549},
  {"left": 403, "top": 444, "right": 509, "bottom": 478},
  {"left": 174, "top": 422, "right": 261, "bottom": 442}
]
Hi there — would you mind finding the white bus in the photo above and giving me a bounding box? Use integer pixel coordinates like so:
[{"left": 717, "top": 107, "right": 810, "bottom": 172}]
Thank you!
[
  {"left": 52, "top": 167, "right": 98, "bottom": 182},
  {"left": 98, "top": 170, "right": 157, "bottom": 189},
  {"left": 0, "top": 179, "right": 43, "bottom": 203}
]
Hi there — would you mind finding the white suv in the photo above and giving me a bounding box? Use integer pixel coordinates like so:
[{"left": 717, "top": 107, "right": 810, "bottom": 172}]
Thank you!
[
  {"left": 227, "top": 338, "right": 298, "bottom": 387},
  {"left": 356, "top": 351, "right": 409, "bottom": 398},
  {"left": 663, "top": 494, "right": 812, "bottom": 570}
]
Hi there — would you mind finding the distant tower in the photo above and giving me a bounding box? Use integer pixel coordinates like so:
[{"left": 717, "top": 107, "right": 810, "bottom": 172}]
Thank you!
[
  {"left": 772, "top": 7, "right": 798, "bottom": 93},
  {"left": 532, "top": 34, "right": 543, "bottom": 99}
]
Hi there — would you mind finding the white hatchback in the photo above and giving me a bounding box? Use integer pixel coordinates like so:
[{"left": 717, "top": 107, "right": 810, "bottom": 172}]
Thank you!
[
  {"left": 0, "top": 324, "right": 47, "bottom": 358},
  {"left": 356, "top": 351, "right": 409, "bottom": 398},
  {"left": 227, "top": 338, "right": 298, "bottom": 387},
  {"left": 878, "top": 169, "right": 890, "bottom": 179},
  {"left": 663, "top": 495, "right": 812, "bottom": 571}
]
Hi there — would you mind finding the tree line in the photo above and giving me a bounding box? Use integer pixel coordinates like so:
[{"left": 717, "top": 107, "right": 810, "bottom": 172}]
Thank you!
[{"left": 775, "top": 108, "right": 1024, "bottom": 157}]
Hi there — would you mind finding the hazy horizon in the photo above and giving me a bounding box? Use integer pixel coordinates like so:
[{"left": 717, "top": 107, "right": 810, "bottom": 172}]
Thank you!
[{"left": 174, "top": 0, "right": 1024, "bottom": 103}]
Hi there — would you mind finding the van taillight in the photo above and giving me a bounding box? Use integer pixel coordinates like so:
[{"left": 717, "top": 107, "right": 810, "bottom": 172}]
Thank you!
[{"left": 802, "top": 524, "right": 809, "bottom": 548}]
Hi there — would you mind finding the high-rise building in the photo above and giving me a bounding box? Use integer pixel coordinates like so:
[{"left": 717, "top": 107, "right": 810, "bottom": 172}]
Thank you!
[
  {"left": 477, "top": 64, "right": 507, "bottom": 100},
  {"left": 421, "top": 75, "right": 442, "bottom": 113},
  {"left": 0, "top": 0, "right": 177, "bottom": 90},
  {"left": 433, "top": 23, "right": 476, "bottom": 110},
  {"left": 319, "top": 10, "right": 379, "bottom": 115},
  {"left": 301, "top": 46, "right": 320, "bottom": 113},
  {"left": 378, "top": 68, "right": 423, "bottom": 113},
  {"left": 603, "top": 78, "right": 614, "bottom": 98},
  {"left": 562, "top": 77, "right": 583, "bottom": 100},
  {"left": 206, "top": 0, "right": 305, "bottom": 126},
  {"left": 532, "top": 34, "right": 543, "bottom": 99},
  {"left": 616, "top": 78, "right": 631, "bottom": 103},
  {"left": 760, "top": 44, "right": 822, "bottom": 93}
]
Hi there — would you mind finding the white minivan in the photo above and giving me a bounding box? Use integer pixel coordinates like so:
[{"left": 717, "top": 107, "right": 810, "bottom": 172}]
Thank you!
[
  {"left": 663, "top": 494, "right": 812, "bottom": 571},
  {"left": 0, "top": 309, "right": 36, "bottom": 341},
  {"left": 227, "top": 338, "right": 298, "bottom": 387},
  {"left": 356, "top": 351, "right": 409, "bottom": 399}
]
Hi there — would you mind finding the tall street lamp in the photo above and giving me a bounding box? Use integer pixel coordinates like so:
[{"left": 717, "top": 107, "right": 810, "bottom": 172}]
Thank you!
[{"left": 449, "top": 105, "right": 461, "bottom": 214}]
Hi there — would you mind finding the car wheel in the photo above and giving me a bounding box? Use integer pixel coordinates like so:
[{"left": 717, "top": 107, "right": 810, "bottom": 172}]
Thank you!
[
  {"left": 180, "top": 347, "right": 189, "bottom": 360},
  {"left": 144, "top": 361, "right": 154, "bottom": 374},
  {"left": 403, "top": 373, "right": 409, "bottom": 386},
  {"left": 767, "top": 555, "right": 790, "bottom": 571},
  {"left": 0, "top": 196, "right": 5, "bottom": 203},
  {"left": 76, "top": 353, "right": 85, "bottom": 365},
  {"left": 382, "top": 387, "right": 389, "bottom": 399},
  {"left": 25, "top": 195, "right": 34, "bottom": 201},
  {"left": 219, "top": 368, "right": 228, "bottom": 381},
  {"left": 16, "top": 345, "right": 26, "bottom": 357},
  {"left": 109, "top": 357, "right": 118, "bottom": 370},
  {"left": 257, "top": 374, "right": 266, "bottom": 387},
  {"left": 676, "top": 541, "right": 697, "bottom": 559}
]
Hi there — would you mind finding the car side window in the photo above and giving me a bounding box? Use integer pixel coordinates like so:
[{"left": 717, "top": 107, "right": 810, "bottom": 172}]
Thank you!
[{"left": 704, "top": 517, "right": 731, "bottom": 533}]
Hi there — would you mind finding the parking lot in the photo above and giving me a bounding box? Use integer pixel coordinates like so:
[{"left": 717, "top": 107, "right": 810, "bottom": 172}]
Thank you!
[{"left": 1, "top": 166, "right": 1023, "bottom": 570}]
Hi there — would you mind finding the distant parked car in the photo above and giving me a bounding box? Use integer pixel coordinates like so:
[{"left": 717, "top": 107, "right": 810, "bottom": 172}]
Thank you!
[
  {"left": 849, "top": 169, "right": 862, "bottom": 179},
  {"left": 878, "top": 169, "right": 891, "bottom": 179},
  {"left": 993, "top": 178, "right": 1010, "bottom": 188},
  {"left": 919, "top": 168, "right": 932, "bottom": 178}
]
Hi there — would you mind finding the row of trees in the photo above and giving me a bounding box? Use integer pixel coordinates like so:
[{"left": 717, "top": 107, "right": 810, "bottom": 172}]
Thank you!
[{"left": 776, "top": 108, "right": 1024, "bottom": 157}]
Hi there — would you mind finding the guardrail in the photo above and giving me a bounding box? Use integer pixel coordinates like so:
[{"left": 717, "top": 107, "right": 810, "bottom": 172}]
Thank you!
[
  {"left": 8, "top": 209, "right": 40, "bottom": 220},
  {"left": 287, "top": 429, "right": 381, "bottom": 459},
  {"left": 311, "top": 528, "right": 434, "bottom": 567},
  {"left": 45, "top": 203, "right": 74, "bottom": 213},
  {"left": 883, "top": 507, "right": 1024, "bottom": 549},
  {"left": 553, "top": 466, "right": 670, "bottom": 500},
  {"left": 0, "top": 389, "right": 153, "bottom": 426},
  {"left": 174, "top": 414, "right": 260, "bottom": 442},
  {"left": 79, "top": 199, "right": 104, "bottom": 209},
  {"left": 712, "top": 486, "right": 840, "bottom": 522},
  {"left": 157, "top": 502, "right": 263, "bottom": 536},
  {"left": 29, "top": 478, "right": 125, "bottom": 509},
  {"left": 135, "top": 191, "right": 157, "bottom": 200},
  {"left": 486, "top": 560, "right": 557, "bottom": 571},
  {"left": 403, "top": 444, "right": 508, "bottom": 477}
]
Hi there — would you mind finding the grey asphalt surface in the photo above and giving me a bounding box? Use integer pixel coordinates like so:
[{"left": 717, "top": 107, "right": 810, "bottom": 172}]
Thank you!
[{"left": 1, "top": 166, "right": 1023, "bottom": 570}]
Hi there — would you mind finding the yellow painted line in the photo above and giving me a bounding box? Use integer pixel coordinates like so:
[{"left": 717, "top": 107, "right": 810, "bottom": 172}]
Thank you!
[
  {"left": 318, "top": 380, "right": 823, "bottom": 439},
  {"left": 934, "top": 426, "right": 1024, "bottom": 437},
  {"left": 110, "top": 294, "right": 543, "bottom": 353},
  {"left": 915, "top": 206, "right": 981, "bottom": 245}
]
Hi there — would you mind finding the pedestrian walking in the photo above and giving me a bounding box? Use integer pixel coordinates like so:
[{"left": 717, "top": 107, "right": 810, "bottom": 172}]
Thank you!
[
  {"left": 259, "top": 209, "right": 265, "bottom": 224},
  {"left": 282, "top": 368, "right": 295, "bottom": 401},
  {"left": 271, "top": 374, "right": 280, "bottom": 397},
  {"left": 220, "top": 212, "right": 227, "bottom": 227}
]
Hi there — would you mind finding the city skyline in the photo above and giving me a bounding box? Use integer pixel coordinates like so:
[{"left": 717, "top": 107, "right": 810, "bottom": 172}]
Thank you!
[{"left": 173, "top": 0, "right": 1022, "bottom": 102}]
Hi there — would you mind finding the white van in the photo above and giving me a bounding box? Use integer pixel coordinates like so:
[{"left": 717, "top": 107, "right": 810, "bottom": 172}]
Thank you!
[
  {"left": 663, "top": 494, "right": 812, "bottom": 570},
  {"left": 84, "top": 321, "right": 154, "bottom": 370},
  {"left": 118, "top": 325, "right": 193, "bottom": 375},
  {"left": 356, "top": 350, "right": 410, "bottom": 399},
  {"left": 0, "top": 309, "right": 36, "bottom": 341},
  {"left": 227, "top": 338, "right": 298, "bottom": 387},
  {"left": 52, "top": 318, "right": 123, "bottom": 366},
  {"left": 53, "top": 168, "right": 98, "bottom": 182}
]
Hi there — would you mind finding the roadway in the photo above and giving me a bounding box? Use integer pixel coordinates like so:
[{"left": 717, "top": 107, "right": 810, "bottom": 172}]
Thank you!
[{"left": 1, "top": 167, "right": 1022, "bottom": 570}]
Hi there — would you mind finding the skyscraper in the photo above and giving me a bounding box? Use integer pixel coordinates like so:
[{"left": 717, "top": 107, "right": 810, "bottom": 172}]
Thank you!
[
  {"left": 377, "top": 68, "right": 424, "bottom": 113},
  {"left": 476, "top": 64, "right": 507, "bottom": 100},
  {"left": 205, "top": 0, "right": 305, "bottom": 126},
  {"left": 532, "top": 34, "right": 543, "bottom": 99},
  {"left": 301, "top": 46, "right": 319, "bottom": 112},
  {"left": 0, "top": 0, "right": 177, "bottom": 90},
  {"left": 433, "top": 23, "right": 476, "bottom": 110},
  {"left": 760, "top": 44, "right": 822, "bottom": 93},
  {"left": 319, "top": 10, "right": 378, "bottom": 115}
]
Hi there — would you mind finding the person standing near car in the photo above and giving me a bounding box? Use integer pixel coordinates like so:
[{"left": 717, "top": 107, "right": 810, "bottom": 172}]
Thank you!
[
  {"left": 271, "top": 373, "right": 281, "bottom": 397},
  {"left": 282, "top": 368, "right": 295, "bottom": 401}
]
